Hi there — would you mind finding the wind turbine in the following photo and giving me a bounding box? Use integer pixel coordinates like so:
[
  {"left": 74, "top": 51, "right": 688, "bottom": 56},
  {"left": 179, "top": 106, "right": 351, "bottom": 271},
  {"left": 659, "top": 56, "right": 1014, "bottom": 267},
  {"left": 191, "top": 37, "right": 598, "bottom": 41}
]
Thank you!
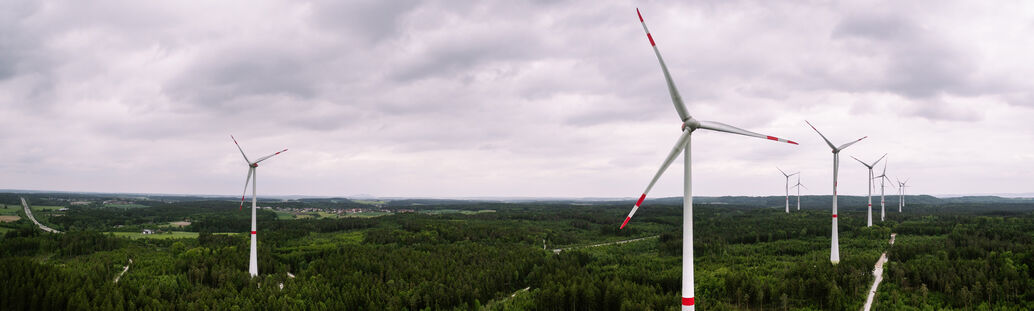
[
  {"left": 805, "top": 121, "right": 866, "bottom": 264},
  {"left": 792, "top": 175, "right": 807, "bottom": 211},
  {"left": 873, "top": 159, "right": 892, "bottom": 220},
  {"left": 620, "top": 9, "right": 798, "bottom": 310},
  {"left": 897, "top": 178, "right": 910, "bottom": 210},
  {"left": 231, "top": 135, "right": 287, "bottom": 277},
  {"left": 778, "top": 168, "right": 799, "bottom": 213},
  {"left": 850, "top": 154, "right": 886, "bottom": 227}
]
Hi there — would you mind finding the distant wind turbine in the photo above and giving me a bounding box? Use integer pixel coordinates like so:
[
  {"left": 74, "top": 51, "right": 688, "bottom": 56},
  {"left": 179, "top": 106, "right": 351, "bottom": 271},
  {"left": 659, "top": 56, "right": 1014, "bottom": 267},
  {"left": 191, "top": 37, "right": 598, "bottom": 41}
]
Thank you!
[
  {"left": 806, "top": 121, "right": 866, "bottom": 265},
  {"left": 619, "top": 9, "right": 799, "bottom": 311},
  {"left": 792, "top": 176, "right": 807, "bottom": 211},
  {"left": 778, "top": 168, "right": 799, "bottom": 213},
  {"left": 897, "top": 178, "right": 910, "bottom": 211},
  {"left": 231, "top": 135, "right": 287, "bottom": 277},
  {"left": 873, "top": 159, "right": 892, "bottom": 220},
  {"left": 850, "top": 154, "right": 886, "bottom": 227}
]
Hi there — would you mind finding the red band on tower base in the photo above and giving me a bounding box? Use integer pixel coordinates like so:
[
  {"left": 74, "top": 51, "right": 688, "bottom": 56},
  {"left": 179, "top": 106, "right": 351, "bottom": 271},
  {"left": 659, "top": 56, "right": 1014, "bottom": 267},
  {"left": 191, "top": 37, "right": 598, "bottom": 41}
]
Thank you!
[
  {"left": 682, "top": 297, "right": 695, "bottom": 306},
  {"left": 251, "top": 231, "right": 257, "bottom": 234},
  {"left": 832, "top": 214, "right": 838, "bottom": 218}
]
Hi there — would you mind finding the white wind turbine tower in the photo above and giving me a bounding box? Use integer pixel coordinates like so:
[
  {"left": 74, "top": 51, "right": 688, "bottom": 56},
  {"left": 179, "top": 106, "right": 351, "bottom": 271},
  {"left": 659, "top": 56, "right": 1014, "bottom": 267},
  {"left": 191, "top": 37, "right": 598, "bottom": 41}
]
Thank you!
[
  {"left": 805, "top": 121, "right": 866, "bottom": 264},
  {"left": 897, "top": 178, "right": 910, "bottom": 211},
  {"left": 620, "top": 9, "right": 798, "bottom": 310},
  {"left": 778, "top": 168, "right": 799, "bottom": 213},
  {"left": 792, "top": 175, "right": 807, "bottom": 211},
  {"left": 874, "top": 159, "right": 892, "bottom": 220},
  {"left": 231, "top": 135, "right": 287, "bottom": 277},
  {"left": 850, "top": 154, "right": 886, "bottom": 227}
]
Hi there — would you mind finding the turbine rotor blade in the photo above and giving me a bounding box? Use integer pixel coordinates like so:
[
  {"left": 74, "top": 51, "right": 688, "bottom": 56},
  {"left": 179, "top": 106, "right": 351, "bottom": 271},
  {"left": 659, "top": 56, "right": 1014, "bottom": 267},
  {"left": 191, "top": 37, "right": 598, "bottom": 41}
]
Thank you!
[
  {"left": 874, "top": 153, "right": 887, "bottom": 166},
  {"left": 621, "top": 130, "right": 692, "bottom": 229},
  {"left": 253, "top": 149, "right": 288, "bottom": 164},
  {"left": 637, "top": 8, "right": 691, "bottom": 122},
  {"left": 697, "top": 120, "right": 798, "bottom": 145},
  {"left": 836, "top": 136, "right": 867, "bottom": 151},
  {"left": 231, "top": 135, "right": 251, "bottom": 164},
  {"left": 777, "top": 167, "right": 788, "bottom": 177},
  {"left": 805, "top": 120, "right": 836, "bottom": 150},
  {"left": 240, "top": 167, "right": 253, "bottom": 210},
  {"left": 850, "top": 155, "right": 870, "bottom": 168}
]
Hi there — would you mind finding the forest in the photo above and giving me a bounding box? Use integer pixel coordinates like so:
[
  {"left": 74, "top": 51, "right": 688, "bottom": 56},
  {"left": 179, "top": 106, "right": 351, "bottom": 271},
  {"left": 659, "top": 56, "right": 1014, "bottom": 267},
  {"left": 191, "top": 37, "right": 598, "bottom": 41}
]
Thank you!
[{"left": 1, "top": 192, "right": 1032, "bottom": 310}]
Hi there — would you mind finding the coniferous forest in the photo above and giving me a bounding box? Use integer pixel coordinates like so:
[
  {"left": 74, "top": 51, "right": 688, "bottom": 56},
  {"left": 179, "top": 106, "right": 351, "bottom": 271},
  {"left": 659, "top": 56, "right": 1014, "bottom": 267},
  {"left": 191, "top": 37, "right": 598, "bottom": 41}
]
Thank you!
[{"left": 1, "top": 193, "right": 1032, "bottom": 310}]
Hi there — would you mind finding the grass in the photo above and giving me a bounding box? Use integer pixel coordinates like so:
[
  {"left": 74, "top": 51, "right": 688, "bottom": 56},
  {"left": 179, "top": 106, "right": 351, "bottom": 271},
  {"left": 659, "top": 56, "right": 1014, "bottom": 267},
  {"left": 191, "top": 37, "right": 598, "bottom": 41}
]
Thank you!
[
  {"left": 343, "top": 211, "right": 393, "bottom": 218},
  {"left": 104, "top": 203, "right": 148, "bottom": 208},
  {"left": 110, "top": 231, "right": 201, "bottom": 240},
  {"left": 353, "top": 200, "right": 387, "bottom": 205},
  {"left": 0, "top": 206, "right": 20, "bottom": 216},
  {"left": 31, "top": 205, "right": 65, "bottom": 211},
  {"left": 316, "top": 212, "right": 341, "bottom": 219},
  {"left": 275, "top": 211, "right": 296, "bottom": 220},
  {"left": 158, "top": 221, "right": 192, "bottom": 228}
]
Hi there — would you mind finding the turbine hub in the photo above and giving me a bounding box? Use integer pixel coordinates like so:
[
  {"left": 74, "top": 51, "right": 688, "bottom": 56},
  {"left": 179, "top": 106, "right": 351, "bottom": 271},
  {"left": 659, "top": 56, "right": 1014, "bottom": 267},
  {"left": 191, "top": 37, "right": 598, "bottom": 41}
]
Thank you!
[
  {"left": 682, "top": 118, "right": 700, "bottom": 132},
  {"left": 250, "top": 163, "right": 258, "bottom": 168}
]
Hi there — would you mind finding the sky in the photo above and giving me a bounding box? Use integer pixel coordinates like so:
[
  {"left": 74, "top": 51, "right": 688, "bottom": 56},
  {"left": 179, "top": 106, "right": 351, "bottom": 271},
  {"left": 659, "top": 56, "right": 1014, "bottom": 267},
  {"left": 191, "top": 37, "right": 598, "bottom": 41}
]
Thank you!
[{"left": 2, "top": 0, "right": 1033, "bottom": 198}]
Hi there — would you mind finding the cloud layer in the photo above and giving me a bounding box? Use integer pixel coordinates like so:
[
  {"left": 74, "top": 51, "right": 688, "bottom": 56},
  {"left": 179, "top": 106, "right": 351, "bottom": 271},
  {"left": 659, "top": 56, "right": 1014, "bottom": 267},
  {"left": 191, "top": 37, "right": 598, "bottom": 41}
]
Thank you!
[{"left": 2, "top": 0, "right": 1032, "bottom": 198}]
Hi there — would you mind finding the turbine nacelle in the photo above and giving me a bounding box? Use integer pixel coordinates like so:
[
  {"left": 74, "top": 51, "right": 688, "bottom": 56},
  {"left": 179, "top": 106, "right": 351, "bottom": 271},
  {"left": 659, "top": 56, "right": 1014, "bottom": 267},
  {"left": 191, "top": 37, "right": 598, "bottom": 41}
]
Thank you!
[{"left": 681, "top": 118, "right": 701, "bottom": 131}]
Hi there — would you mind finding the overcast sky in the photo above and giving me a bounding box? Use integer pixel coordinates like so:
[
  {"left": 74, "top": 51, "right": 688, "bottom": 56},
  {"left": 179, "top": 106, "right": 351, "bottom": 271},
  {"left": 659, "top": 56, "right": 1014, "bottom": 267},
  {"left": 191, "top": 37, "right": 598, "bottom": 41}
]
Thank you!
[{"left": 2, "top": 0, "right": 1033, "bottom": 198}]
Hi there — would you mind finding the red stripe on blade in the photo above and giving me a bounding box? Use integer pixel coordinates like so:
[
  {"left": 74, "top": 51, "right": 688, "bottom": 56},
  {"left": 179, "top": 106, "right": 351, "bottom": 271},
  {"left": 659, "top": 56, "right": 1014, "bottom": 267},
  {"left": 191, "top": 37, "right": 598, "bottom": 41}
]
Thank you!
[
  {"left": 832, "top": 214, "right": 838, "bottom": 218},
  {"left": 635, "top": 194, "right": 646, "bottom": 207},
  {"left": 682, "top": 297, "right": 695, "bottom": 306},
  {"left": 620, "top": 217, "right": 631, "bottom": 229},
  {"left": 647, "top": 33, "right": 655, "bottom": 46},
  {"left": 767, "top": 136, "right": 778, "bottom": 141},
  {"left": 637, "top": 8, "right": 643, "bottom": 22},
  {"left": 788, "top": 140, "right": 799, "bottom": 145}
]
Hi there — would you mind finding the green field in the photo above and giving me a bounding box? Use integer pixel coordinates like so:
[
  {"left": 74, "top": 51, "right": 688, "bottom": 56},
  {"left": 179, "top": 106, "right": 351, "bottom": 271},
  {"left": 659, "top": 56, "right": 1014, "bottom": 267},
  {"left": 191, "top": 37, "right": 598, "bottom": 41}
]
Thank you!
[
  {"left": 316, "top": 212, "right": 340, "bottom": 219},
  {"left": 343, "top": 211, "right": 393, "bottom": 218},
  {"left": 30, "top": 205, "right": 65, "bottom": 211},
  {"left": 0, "top": 205, "right": 20, "bottom": 216},
  {"left": 104, "top": 203, "right": 148, "bottom": 208},
  {"left": 110, "top": 231, "right": 201, "bottom": 239},
  {"left": 274, "top": 210, "right": 296, "bottom": 220}
]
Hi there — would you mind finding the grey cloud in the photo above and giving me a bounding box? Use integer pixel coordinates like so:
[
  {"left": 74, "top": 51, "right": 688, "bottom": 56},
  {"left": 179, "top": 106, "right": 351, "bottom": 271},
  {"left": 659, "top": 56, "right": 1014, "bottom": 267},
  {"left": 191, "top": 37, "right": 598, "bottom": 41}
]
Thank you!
[
  {"left": 308, "top": 0, "right": 420, "bottom": 44},
  {"left": 2, "top": 1, "right": 1032, "bottom": 197},
  {"left": 831, "top": 11, "right": 977, "bottom": 98},
  {"left": 168, "top": 46, "right": 322, "bottom": 107}
]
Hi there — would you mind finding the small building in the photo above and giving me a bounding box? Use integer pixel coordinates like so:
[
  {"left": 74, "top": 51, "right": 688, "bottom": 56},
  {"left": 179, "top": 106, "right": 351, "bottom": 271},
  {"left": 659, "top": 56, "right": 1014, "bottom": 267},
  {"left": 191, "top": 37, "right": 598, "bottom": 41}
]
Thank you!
[{"left": 142, "top": 229, "right": 153, "bottom": 235}]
